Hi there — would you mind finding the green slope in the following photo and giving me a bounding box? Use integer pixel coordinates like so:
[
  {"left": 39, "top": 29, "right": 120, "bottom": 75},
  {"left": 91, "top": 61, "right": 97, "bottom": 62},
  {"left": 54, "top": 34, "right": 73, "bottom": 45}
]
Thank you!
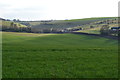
[
  {"left": 1, "top": 20, "right": 27, "bottom": 28},
  {"left": 75, "top": 17, "right": 118, "bottom": 34},
  {"left": 2, "top": 32, "right": 118, "bottom": 78},
  {"left": 64, "top": 17, "right": 116, "bottom": 21},
  {"left": 19, "top": 17, "right": 117, "bottom": 30}
]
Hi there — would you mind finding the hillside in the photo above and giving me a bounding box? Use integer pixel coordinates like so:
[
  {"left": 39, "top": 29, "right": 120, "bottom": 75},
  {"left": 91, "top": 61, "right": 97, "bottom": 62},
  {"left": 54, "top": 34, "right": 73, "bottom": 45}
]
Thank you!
[
  {"left": 1, "top": 20, "right": 27, "bottom": 28},
  {"left": 1, "top": 17, "right": 118, "bottom": 34},
  {"left": 0, "top": 18, "right": 29, "bottom": 32},
  {"left": 19, "top": 17, "right": 117, "bottom": 30},
  {"left": 0, "top": 18, "right": 27, "bottom": 31},
  {"left": 2, "top": 17, "right": 118, "bottom": 78},
  {"left": 75, "top": 17, "right": 118, "bottom": 34},
  {"left": 2, "top": 20, "right": 27, "bottom": 28}
]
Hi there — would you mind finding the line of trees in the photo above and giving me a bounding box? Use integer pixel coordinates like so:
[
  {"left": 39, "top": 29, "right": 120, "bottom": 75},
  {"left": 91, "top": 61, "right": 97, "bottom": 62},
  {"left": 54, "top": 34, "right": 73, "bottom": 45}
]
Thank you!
[
  {"left": 2, "top": 22, "right": 31, "bottom": 32},
  {"left": 2, "top": 26, "right": 31, "bottom": 32},
  {"left": 2, "top": 26, "right": 66, "bottom": 33},
  {"left": 2, "top": 22, "right": 65, "bottom": 33},
  {"left": 31, "top": 28, "right": 65, "bottom": 33}
]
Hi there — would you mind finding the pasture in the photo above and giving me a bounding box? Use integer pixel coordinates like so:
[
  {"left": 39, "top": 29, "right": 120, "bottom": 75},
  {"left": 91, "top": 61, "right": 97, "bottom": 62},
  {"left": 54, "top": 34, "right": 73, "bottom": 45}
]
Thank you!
[{"left": 2, "top": 32, "right": 118, "bottom": 78}]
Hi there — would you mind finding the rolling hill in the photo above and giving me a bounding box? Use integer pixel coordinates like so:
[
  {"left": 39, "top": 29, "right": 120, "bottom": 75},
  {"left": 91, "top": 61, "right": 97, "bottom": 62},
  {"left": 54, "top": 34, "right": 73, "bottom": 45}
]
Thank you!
[
  {"left": 75, "top": 17, "right": 118, "bottom": 34},
  {"left": 2, "top": 32, "right": 118, "bottom": 78},
  {"left": 0, "top": 19, "right": 27, "bottom": 28},
  {"left": 1, "top": 17, "right": 118, "bottom": 34},
  {"left": 2, "top": 17, "right": 118, "bottom": 78},
  {"left": 19, "top": 17, "right": 117, "bottom": 30}
]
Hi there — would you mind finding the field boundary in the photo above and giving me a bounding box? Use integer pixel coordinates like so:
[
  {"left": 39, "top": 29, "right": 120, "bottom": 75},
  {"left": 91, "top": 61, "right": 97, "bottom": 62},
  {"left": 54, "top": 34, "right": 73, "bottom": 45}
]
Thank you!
[{"left": 70, "top": 32, "right": 118, "bottom": 40}]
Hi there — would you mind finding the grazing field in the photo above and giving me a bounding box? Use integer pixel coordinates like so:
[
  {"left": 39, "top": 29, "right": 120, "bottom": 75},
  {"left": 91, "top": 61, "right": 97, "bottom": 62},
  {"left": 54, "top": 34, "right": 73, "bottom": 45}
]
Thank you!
[
  {"left": 76, "top": 27, "right": 101, "bottom": 34},
  {"left": 2, "top": 32, "right": 118, "bottom": 78}
]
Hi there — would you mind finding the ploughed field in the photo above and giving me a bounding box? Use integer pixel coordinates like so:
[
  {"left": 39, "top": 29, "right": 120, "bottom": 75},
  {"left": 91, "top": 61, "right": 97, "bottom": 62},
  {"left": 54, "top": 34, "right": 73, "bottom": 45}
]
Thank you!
[{"left": 2, "top": 32, "right": 118, "bottom": 78}]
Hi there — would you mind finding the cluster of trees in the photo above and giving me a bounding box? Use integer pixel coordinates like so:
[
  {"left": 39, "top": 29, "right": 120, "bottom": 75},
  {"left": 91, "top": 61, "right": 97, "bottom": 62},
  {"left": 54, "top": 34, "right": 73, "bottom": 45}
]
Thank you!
[
  {"left": 2, "top": 19, "right": 65, "bottom": 33},
  {"left": 96, "top": 18, "right": 118, "bottom": 25},
  {"left": 2, "top": 21, "right": 83, "bottom": 33},
  {"left": 2, "top": 22, "right": 31, "bottom": 32},
  {"left": 2, "top": 22, "right": 65, "bottom": 33},
  {"left": 13, "top": 19, "right": 20, "bottom": 22},
  {"left": 100, "top": 25, "right": 119, "bottom": 36},
  {"left": 2, "top": 26, "right": 31, "bottom": 32}
]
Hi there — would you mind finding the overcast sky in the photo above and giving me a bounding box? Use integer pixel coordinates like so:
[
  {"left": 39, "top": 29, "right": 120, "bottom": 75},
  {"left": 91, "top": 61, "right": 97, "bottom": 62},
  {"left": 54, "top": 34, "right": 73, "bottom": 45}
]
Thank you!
[{"left": 0, "top": 0, "right": 119, "bottom": 20}]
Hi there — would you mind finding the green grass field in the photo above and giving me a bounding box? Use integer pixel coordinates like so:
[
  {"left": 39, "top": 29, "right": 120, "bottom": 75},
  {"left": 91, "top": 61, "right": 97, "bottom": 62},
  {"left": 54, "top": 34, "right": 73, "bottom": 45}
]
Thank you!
[
  {"left": 2, "top": 32, "right": 118, "bottom": 78},
  {"left": 76, "top": 27, "right": 101, "bottom": 34}
]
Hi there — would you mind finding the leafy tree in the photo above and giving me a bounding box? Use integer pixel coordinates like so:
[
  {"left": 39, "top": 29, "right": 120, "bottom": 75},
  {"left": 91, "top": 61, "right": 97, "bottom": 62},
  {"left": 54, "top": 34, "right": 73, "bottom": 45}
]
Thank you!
[
  {"left": 100, "top": 25, "right": 110, "bottom": 35},
  {"left": 10, "top": 22, "right": 14, "bottom": 27},
  {"left": 13, "top": 19, "right": 17, "bottom": 22}
]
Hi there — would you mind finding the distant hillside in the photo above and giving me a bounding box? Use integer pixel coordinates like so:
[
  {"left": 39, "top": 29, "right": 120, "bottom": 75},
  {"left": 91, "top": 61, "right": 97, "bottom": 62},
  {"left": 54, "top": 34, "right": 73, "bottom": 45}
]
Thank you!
[
  {"left": 0, "top": 18, "right": 5, "bottom": 20},
  {"left": 19, "top": 17, "right": 117, "bottom": 30},
  {"left": 75, "top": 17, "right": 118, "bottom": 34},
  {"left": 0, "top": 18, "right": 28, "bottom": 32},
  {"left": 1, "top": 19, "right": 27, "bottom": 28},
  {"left": 1, "top": 17, "right": 118, "bottom": 34}
]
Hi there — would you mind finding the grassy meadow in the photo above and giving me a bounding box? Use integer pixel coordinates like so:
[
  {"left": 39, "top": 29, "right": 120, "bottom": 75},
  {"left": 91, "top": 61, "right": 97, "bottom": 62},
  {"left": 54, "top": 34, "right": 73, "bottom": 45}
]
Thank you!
[
  {"left": 76, "top": 27, "right": 101, "bottom": 34},
  {"left": 2, "top": 32, "right": 118, "bottom": 78}
]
